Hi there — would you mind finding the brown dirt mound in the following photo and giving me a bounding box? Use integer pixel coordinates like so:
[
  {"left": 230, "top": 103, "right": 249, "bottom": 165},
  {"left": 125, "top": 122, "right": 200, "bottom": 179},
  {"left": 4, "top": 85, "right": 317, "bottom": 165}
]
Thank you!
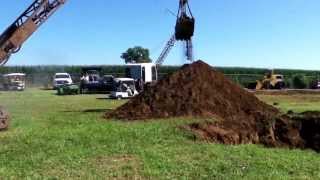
[
  {"left": 105, "top": 60, "right": 310, "bottom": 150},
  {"left": 106, "top": 60, "right": 279, "bottom": 120},
  {"left": 0, "top": 107, "right": 9, "bottom": 131}
]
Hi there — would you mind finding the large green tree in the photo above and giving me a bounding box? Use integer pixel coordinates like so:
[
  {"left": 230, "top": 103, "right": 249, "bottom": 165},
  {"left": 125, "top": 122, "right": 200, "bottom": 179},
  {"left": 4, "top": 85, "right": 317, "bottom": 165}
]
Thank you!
[
  {"left": 292, "top": 74, "right": 307, "bottom": 89},
  {"left": 121, "top": 46, "right": 152, "bottom": 64}
]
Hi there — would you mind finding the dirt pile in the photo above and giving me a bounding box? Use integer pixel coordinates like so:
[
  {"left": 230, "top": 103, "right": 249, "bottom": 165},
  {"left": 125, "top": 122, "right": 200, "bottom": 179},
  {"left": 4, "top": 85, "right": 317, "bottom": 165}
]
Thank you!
[
  {"left": 105, "top": 60, "right": 315, "bottom": 150},
  {"left": 0, "top": 107, "right": 9, "bottom": 131},
  {"left": 106, "top": 60, "right": 278, "bottom": 120}
]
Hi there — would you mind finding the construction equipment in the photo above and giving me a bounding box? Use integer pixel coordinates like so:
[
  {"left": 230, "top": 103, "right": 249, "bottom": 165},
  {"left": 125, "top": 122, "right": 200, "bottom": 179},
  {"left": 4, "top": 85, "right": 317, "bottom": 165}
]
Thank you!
[
  {"left": 0, "top": 0, "right": 193, "bottom": 130},
  {"left": 156, "top": 0, "right": 195, "bottom": 66},
  {"left": 256, "top": 70, "right": 285, "bottom": 90},
  {"left": 0, "top": 0, "right": 66, "bottom": 130},
  {"left": 156, "top": 35, "right": 176, "bottom": 66},
  {"left": 0, "top": 0, "right": 66, "bottom": 66},
  {"left": 126, "top": 0, "right": 195, "bottom": 92},
  {"left": 125, "top": 63, "right": 158, "bottom": 83}
]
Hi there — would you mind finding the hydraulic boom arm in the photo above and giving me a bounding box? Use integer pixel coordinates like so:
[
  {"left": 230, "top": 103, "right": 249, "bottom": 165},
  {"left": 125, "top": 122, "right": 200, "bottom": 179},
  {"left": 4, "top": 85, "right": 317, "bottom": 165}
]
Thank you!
[{"left": 0, "top": 0, "right": 66, "bottom": 66}]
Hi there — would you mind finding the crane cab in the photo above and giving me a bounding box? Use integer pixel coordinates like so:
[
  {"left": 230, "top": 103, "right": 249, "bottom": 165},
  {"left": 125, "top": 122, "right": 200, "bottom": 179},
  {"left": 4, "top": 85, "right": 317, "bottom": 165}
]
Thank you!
[{"left": 125, "top": 63, "right": 158, "bottom": 84}]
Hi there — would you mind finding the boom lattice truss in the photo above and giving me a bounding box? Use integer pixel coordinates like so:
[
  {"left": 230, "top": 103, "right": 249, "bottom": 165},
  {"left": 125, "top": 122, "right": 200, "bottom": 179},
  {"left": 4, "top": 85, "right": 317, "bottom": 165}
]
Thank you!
[{"left": 0, "top": 0, "right": 66, "bottom": 66}]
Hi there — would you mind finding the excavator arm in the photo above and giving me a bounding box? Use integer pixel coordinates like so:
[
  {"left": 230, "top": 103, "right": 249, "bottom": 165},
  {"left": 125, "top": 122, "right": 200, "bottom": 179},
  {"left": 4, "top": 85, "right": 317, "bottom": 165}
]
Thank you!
[{"left": 0, "top": 0, "right": 66, "bottom": 66}]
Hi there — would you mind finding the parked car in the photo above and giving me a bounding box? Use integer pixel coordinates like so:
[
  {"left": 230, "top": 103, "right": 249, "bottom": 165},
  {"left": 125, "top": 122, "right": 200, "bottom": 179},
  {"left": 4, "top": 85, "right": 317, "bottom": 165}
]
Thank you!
[
  {"left": 80, "top": 67, "right": 114, "bottom": 93},
  {"left": 0, "top": 73, "right": 26, "bottom": 91},
  {"left": 53, "top": 73, "right": 73, "bottom": 89},
  {"left": 100, "top": 75, "right": 115, "bottom": 91}
]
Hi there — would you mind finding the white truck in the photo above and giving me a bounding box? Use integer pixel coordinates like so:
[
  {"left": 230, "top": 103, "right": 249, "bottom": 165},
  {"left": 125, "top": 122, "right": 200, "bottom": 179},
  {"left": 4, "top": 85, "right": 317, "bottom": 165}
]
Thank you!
[{"left": 53, "top": 73, "right": 73, "bottom": 89}]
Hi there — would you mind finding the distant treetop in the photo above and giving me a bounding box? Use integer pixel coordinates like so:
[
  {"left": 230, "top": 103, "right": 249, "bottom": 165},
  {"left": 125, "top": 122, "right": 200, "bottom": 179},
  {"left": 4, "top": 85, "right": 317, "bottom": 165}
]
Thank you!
[{"left": 121, "top": 46, "right": 152, "bottom": 64}]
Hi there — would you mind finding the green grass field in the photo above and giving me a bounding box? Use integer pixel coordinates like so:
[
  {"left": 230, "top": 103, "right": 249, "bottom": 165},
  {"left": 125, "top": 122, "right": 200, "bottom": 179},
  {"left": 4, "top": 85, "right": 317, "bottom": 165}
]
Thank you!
[{"left": 1, "top": 89, "right": 320, "bottom": 179}]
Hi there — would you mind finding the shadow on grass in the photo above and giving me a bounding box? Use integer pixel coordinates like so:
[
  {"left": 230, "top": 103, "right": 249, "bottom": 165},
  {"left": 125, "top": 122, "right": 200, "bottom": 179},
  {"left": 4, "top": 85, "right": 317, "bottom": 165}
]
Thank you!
[
  {"left": 96, "top": 97, "right": 111, "bottom": 100},
  {"left": 39, "top": 87, "right": 54, "bottom": 91},
  {"left": 62, "top": 108, "right": 113, "bottom": 113}
]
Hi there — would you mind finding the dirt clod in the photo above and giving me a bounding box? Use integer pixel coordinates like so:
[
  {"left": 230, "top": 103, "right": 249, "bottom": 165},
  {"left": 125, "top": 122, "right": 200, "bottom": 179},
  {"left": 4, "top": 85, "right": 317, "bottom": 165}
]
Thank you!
[
  {"left": 0, "top": 107, "right": 9, "bottom": 131},
  {"left": 106, "top": 60, "right": 319, "bottom": 151}
]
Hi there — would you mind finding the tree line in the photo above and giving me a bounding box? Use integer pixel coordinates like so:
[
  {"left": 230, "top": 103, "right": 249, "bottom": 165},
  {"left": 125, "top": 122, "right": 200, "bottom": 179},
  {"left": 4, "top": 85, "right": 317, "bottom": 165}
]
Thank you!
[{"left": 1, "top": 65, "right": 320, "bottom": 89}]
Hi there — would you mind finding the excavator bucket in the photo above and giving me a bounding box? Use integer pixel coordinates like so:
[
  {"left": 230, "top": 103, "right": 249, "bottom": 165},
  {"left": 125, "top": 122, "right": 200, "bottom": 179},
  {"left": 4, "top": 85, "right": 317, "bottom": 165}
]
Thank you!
[
  {"left": 175, "top": 17, "right": 195, "bottom": 41},
  {"left": 175, "top": 0, "right": 195, "bottom": 41},
  {"left": 0, "top": 107, "right": 9, "bottom": 131}
]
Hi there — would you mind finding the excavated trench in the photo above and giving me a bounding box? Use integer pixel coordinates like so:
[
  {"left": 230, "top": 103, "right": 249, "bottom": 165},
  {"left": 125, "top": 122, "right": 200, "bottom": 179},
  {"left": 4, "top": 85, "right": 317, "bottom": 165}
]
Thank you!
[
  {"left": 105, "top": 60, "right": 320, "bottom": 152},
  {"left": 289, "top": 112, "right": 320, "bottom": 152}
]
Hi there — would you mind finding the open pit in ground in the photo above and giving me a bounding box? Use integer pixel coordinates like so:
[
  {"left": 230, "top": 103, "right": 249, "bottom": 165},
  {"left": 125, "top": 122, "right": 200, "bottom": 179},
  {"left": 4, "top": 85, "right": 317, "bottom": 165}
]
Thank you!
[
  {"left": 288, "top": 111, "right": 320, "bottom": 152},
  {"left": 105, "top": 60, "right": 320, "bottom": 152}
]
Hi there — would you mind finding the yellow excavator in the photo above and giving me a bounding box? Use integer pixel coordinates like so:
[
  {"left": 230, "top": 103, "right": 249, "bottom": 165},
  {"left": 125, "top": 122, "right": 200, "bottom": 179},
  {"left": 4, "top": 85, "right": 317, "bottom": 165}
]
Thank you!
[
  {"left": 256, "top": 70, "right": 285, "bottom": 90},
  {"left": 0, "top": 0, "right": 66, "bottom": 130}
]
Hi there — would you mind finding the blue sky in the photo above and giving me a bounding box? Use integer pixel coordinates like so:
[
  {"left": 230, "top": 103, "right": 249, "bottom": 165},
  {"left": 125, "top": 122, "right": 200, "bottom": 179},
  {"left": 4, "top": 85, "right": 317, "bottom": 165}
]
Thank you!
[{"left": 1, "top": 0, "right": 320, "bottom": 69}]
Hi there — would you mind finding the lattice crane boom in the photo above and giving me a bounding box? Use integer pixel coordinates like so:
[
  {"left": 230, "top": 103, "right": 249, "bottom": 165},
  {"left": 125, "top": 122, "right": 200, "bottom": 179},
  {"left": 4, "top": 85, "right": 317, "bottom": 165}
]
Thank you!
[
  {"left": 0, "top": 0, "right": 66, "bottom": 66},
  {"left": 156, "top": 35, "right": 176, "bottom": 66}
]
